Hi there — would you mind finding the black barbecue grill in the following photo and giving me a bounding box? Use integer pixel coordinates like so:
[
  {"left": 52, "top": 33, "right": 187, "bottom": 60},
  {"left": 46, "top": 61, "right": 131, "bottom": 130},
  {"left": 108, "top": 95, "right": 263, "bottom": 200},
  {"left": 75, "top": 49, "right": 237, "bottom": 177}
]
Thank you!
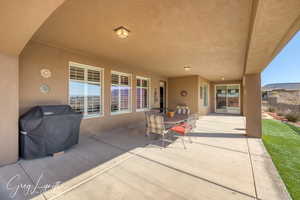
[{"left": 19, "top": 105, "right": 82, "bottom": 159}]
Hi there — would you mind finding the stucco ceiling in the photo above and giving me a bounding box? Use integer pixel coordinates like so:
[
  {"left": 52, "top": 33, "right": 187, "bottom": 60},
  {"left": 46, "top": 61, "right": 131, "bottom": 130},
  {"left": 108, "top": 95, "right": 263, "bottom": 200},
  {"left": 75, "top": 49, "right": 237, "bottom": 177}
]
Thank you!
[
  {"left": 28, "top": 0, "right": 300, "bottom": 81},
  {"left": 0, "top": 0, "right": 65, "bottom": 56},
  {"left": 245, "top": 0, "right": 300, "bottom": 74},
  {"left": 31, "top": 0, "right": 253, "bottom": 81}
]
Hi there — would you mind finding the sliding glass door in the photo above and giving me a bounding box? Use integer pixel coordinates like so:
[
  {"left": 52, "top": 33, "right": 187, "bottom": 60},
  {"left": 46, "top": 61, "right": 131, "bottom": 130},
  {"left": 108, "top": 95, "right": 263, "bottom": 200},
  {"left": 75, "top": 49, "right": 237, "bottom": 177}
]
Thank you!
[{"left": 215, "top": 84, "right": 240, "bottom": 114}]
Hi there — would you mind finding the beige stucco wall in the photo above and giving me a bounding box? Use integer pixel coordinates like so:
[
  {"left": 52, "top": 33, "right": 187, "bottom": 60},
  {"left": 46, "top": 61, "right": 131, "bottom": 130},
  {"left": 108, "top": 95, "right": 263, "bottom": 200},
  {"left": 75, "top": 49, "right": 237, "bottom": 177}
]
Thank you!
[
  {"left": 210, "top": 80, "right": 243, "bottom": 115},
  {"left": 19, "top": 42, "right": 167, "bottom": 134},
  {"left": 167, "top": 75, "right": 210, "bottom": 115},
  {"left": 0, "top": 53, "right": 19, "bottom": 166},
  {"left": 167, "top": 76, "right": 198, "bottom": 113},
  {"left": 244, "top": 74, "right": 262, "bottom": 138}
]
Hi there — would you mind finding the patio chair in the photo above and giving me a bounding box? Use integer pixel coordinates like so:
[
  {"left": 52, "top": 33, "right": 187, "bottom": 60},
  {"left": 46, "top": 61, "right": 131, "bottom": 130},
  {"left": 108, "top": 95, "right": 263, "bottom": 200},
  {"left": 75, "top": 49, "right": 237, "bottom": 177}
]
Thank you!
[
  {"left": 170, "top": 114, "right": 198, "bottom": 149},
  {"left": 145, "top": 113, "right": 170, "bottom": 148},
  {"left": 145, "top": 110, "right": 161, "bottom": 136}
]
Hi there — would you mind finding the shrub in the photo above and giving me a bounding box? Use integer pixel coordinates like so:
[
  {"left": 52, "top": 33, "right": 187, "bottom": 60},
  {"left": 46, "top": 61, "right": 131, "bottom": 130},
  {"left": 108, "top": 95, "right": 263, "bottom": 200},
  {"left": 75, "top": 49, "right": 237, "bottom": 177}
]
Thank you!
[
  {"left": 277, "top": 112, "right": 285, "bottom": 116},
  {"left": 268, "top": 107, "right": 276, "bottom": 113},
  {"left": 285, "top": 113, "right": 300, "bottom": 122}
]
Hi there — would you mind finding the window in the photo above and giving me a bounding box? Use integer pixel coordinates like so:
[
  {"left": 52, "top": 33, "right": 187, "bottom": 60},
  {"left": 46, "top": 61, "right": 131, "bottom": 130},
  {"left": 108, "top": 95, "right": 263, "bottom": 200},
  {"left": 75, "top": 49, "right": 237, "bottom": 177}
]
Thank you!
[
  {"left": 200, "top": 86, "right": 203, "bottom": 99},
  {"left": 111, "top": 71, "right": 132, "bottom": 114},
  {"left": 136, "top": 76, "right": 150, "bottom": 111},
  {"left": 203, "top": 84, "right": 208, "bottom": 106},
  {"left": 69, "top": 62, "right": 103, "bottom": 118}
]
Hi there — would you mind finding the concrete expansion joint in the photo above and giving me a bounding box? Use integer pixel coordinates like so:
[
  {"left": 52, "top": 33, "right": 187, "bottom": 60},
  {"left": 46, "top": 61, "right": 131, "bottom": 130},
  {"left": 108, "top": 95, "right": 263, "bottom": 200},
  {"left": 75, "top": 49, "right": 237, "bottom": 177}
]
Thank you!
[
  {"left": 92, "top": 135, "right": 259, "bottom": 199},
  {"left": 245, "top": 137, "right": 259, "bottom": 200},
  {"left": 47, "top": 135, "right": 151, "bottom": 200}
]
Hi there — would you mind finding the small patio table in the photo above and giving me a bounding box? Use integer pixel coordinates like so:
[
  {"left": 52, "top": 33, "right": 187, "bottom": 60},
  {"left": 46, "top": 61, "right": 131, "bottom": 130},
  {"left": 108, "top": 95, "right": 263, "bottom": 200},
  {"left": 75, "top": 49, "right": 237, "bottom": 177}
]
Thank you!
[{"left": 164, "top": 114, "right": 188, "bottom": 126}]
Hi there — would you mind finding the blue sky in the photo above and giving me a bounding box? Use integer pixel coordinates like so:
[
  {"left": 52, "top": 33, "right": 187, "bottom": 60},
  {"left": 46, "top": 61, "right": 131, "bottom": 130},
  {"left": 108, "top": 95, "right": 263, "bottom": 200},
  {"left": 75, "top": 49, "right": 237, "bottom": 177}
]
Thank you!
[{"left": 261, "top": 31, "right": 300, "bottom": 86}]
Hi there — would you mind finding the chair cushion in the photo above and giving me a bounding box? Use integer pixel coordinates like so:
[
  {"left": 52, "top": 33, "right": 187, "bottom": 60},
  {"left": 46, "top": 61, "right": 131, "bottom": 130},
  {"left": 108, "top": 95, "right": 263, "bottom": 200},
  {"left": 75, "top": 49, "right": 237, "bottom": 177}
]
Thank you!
[
  {"left": 170, "top": 125, "right": 186, "bottom": 135},
  {"left": 146, "top": 114, "right": 165, "bottom": 135},
  {"left": 181, "top": 122, "right": 192, "bottom": 129}
]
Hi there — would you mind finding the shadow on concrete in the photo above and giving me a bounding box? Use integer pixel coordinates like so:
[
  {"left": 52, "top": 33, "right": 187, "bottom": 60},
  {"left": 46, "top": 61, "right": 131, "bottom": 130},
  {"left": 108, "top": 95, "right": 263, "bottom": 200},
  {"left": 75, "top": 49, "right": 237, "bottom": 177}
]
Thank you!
[
  {"left": 234, "top": 128, "right": 246, "bottom": 131},
  {"left": 0, "top": 117, "right": 246, "bottom": 200},
  {"left": 0, "top": 124, "right": 172, "bottom": 200},
  {"left": 188, "top": 132, "right": 246, "bottom": 138}
]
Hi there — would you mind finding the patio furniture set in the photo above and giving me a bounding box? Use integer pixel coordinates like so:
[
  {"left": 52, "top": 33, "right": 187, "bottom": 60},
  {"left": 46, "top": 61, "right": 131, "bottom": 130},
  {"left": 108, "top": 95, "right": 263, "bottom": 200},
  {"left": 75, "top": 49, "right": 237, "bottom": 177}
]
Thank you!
[
  {"left": 18, "top": 104, "right": 196, "bottom": 161},
  {"left": 145, "top": 105, "right": 198, "bottom": 149}
]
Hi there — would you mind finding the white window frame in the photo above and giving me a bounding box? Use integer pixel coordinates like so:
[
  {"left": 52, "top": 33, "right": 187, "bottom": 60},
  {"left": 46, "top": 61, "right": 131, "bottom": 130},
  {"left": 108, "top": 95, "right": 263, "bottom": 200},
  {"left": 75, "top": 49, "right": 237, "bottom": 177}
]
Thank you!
[
  {"left": 68, "top": 61, "right": 104, "bottom": 119},
  {"left": 110, "top": 70, "right": 132, "bottom": 115},
  {"left": 136, "top": 76, "right": 151, "bottom": 112}
]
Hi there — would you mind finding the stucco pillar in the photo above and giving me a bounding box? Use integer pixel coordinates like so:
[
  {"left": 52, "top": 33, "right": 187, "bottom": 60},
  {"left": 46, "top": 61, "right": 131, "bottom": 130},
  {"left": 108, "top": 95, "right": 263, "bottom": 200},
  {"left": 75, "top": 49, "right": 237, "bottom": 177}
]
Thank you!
[
  {"left": 244, "top": 73, "right": 262, "bottom": 138},
  {"left": 242, "top": 77, "right": 247, "bottom": 116},
  {"left": 0, "top": 52, "right": 19, "bottom": 166}
]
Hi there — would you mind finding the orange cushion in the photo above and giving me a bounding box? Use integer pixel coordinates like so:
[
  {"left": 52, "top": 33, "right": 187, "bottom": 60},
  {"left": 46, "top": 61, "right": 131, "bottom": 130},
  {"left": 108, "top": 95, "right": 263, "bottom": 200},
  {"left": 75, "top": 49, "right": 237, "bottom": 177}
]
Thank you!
[{"left": 170, "top": 125, "right": 186, "bottom": 135}]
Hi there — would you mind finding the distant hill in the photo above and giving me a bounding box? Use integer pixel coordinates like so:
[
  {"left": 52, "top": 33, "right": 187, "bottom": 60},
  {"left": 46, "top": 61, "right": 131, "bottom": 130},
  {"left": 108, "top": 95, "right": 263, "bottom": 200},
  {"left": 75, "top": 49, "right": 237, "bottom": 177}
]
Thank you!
[{"left": 262, "top": 83, "right": 300, "bottom": 91}]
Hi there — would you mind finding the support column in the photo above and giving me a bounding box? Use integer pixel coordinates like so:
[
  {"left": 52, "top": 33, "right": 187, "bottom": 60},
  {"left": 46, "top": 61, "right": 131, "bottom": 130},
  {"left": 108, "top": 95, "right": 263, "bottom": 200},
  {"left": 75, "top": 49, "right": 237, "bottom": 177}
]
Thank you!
[
  {"left": 0, "top": 52, "right": 19, "bottom": 166},
  {"left": 244, "top": 73, "right": 262, "bottom": 138}
]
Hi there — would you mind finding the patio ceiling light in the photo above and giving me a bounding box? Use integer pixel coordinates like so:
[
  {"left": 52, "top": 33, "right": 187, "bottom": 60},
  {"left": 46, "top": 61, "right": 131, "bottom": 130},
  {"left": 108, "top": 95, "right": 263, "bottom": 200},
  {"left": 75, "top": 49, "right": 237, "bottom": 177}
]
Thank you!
[
  {"left": 184, "top": 66, "right": 192, "bottom": 71},
  {"left": 114, "top": 26, "right": 130, "bottom": 39}
]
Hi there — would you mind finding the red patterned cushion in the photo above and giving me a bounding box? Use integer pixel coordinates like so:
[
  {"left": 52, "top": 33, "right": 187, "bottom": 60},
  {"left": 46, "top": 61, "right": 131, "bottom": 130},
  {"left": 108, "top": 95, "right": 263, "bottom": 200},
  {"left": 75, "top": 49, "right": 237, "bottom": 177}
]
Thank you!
[{"left": 170, "top": 125, "right": 186, "bottom": 135}]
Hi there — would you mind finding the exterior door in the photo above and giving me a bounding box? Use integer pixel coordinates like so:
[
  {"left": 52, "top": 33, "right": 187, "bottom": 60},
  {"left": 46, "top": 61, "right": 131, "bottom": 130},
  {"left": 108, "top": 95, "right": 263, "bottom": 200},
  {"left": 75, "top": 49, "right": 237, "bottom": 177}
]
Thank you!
[
  {"left": 160, "top": 81, "right": 166, "bottom": 113},
  {"left": 215, "top": 84, "right": 240, "bottom": 114}
]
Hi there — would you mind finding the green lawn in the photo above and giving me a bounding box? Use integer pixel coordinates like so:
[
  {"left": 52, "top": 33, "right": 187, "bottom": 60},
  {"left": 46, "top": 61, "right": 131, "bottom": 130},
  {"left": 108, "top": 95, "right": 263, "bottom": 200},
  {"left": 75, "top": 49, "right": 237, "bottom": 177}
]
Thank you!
[{"left": 262, "top": 119, "right": 300, "bottom": 200}]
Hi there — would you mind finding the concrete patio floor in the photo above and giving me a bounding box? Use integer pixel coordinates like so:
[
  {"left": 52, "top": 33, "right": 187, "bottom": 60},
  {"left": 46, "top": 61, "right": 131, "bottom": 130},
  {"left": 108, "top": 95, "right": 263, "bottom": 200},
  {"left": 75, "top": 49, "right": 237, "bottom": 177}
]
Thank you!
[{"left": 0, "top": 114, "right": 290, "bottom": 200}]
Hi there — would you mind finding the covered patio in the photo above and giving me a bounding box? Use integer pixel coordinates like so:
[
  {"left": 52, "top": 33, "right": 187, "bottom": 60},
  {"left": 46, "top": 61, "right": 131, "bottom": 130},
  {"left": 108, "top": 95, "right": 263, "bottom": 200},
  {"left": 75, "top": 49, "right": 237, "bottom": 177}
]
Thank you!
[
  {"left": 0, "top": 115, "right": 289, "bottom": 200},
  {"left": 1, "top": 0, "right": 300, "bottom": 199}
]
